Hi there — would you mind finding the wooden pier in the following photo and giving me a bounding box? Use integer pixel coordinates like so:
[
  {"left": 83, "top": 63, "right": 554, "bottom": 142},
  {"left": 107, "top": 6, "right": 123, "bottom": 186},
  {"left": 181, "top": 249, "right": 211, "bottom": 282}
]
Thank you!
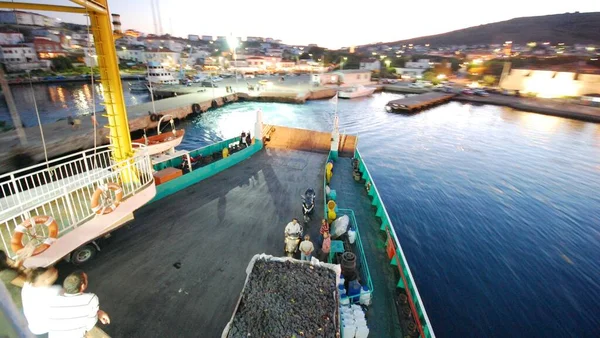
[{"left": 385, "top": 92, "right": 455, "bottom": 113}]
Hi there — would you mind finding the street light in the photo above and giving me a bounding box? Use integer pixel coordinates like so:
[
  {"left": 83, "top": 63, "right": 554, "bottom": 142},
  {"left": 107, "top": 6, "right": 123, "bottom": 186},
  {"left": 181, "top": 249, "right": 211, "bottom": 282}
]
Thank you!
[{"left": 227, "top": 35, "right": 239, "bottom": 92}]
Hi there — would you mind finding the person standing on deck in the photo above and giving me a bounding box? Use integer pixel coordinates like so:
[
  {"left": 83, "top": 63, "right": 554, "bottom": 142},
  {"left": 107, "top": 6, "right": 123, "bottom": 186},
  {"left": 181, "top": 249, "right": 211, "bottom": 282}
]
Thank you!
[
  {"left": 48, "top": 271, "right": 110, "bottom": 338},
  {"left": 299, "top": 235, "right": 314, "bottom": 261},
  {"left": 21, "top": 266, "right": 62, "bottom": 337},
  {"left": 320, "top": 232, "right": 331, "bottom": 262},
  {"left": 318, "top": 219, "right": 329, "bottom": 247},
  {"left": 285, "top": 218, "right": 302, "bottom": 236},
  {"left": 0, "top": 249, "right": 27, "bottom": 309}
]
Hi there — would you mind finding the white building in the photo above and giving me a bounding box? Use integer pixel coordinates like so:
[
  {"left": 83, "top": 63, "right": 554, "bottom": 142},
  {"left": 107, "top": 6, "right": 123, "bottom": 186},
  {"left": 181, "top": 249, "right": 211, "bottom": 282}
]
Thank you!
[
  {"left": 82, "top": 46, "right": 98, "bottom": 67},
  {"left": 188, "top": 34, "right": 199, "bottom": 41},
  {"left": 0, "top": 32, "right": 24, "bottom": 45},
  {"left": 0, "top": 44, "right": 37, "bottom": 63},
  {"left": 0, "top": 44, "right": 50, "bottom": 72},
  {"left": 359, "top": 58, "right": 381, "bottom": 71},
  {"left": 266, "top": 48, "right": 283, "bottom": 57},
  {"left": 312, "top": 70, "right": 372, "bottom": 86},
  {"left": 395, "top": 58, "right": 433, "bottom": 78},
  {"left": 201, "top": 35, "right": 213, "bottom": 41},
  {"left": 144, "top": 49, "right": 180, "bottom": 68},
  {"left": 0, "top": 10, "right": 56, "bottom": 27},
  {"left": 117, "top": 48, "right": 145, "bottom": 63}
]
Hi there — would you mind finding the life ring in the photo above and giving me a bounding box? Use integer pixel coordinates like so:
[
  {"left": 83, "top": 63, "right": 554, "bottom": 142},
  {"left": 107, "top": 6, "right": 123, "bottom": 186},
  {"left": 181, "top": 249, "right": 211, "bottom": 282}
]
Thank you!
[
  {"left": 211, "top": 100, "right": 218, "bottom": 109},
  {"left": 90, "top": 182, "right": 124, "bottom": 215},
  {"left": 11, "top": 215, "right": 59, "bottom": 256},
  {"left": 191, "top": 103, "right": 201, "bottom": 114},
  {"left": 150, "top": 113, "right": 159, "bottom": 122}
]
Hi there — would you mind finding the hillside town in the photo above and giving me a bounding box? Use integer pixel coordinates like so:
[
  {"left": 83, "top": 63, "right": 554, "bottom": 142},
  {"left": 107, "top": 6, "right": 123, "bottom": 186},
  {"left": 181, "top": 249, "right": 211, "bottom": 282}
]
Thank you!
[{"left": 0, "top": 9, "right": 598, "bottom": 84}]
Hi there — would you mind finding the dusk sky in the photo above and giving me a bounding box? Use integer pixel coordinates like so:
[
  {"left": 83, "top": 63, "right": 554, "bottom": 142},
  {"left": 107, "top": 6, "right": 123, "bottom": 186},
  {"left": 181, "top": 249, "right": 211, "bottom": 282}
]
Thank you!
[{"left": 22, "top": 1, "right": 600, "bottom": 48}]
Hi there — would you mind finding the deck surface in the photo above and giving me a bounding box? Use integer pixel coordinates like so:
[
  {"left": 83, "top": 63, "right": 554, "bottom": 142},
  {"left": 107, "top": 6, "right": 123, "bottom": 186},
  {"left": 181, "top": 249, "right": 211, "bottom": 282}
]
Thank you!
[
  {"left": 330, "top": 157, "right": 404, "bottom": 337},
  {"left": 387, "top": 91, "right": 454, "bottom": 109},
  {"left": 59, "top": 148, "right": 326, "bottom": 338}
]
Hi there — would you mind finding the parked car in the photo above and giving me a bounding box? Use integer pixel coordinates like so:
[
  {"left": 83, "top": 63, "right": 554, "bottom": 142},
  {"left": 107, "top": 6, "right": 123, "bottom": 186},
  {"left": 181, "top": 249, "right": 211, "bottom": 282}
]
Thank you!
[
  {"left": 474, "top": 89, "right": 489, "bottom": 97},
  {"left": 462, "top": 89, "right": 474, "bottom": 95},
  {"left": 210, "top": 76, "right": 223, "bottom": 82},
  {"left": 201, "top": 81, "right": 218, "bottom": 87}
]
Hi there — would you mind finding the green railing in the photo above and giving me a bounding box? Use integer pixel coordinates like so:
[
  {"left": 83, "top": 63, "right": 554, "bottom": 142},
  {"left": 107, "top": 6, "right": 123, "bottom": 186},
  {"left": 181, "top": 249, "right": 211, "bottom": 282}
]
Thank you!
[
  {"left": 337, "top": 208, "right": 374, "bottom": 301},
  {"left": 323, "top": 154, "right": 373, "bottom": 302},
  {"left": 354, "top": 148, "right": 435, "bottom": 338},
  {"left": 152, "top": 137, "right": 242, "bottom": 171},
  {"left": 150, "top": 138, "right": 263, "bottom": 203}
]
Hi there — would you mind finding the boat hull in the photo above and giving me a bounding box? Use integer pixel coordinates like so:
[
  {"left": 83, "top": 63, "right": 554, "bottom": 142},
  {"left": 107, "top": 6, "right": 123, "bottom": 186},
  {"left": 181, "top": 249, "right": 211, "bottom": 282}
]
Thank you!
[
  {"left": 132, "top": 129, "right": 186, "bottom": 156},
  {"left": 338, "top": 88, "right": 376, "bottom": 99}
]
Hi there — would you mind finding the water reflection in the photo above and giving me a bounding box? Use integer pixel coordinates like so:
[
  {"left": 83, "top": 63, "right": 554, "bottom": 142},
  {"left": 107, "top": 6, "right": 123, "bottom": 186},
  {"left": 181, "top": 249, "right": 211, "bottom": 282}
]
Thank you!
[
  {"left": 0, "top": 80, "right": 150, "bottom": 127},
  {"left": 175, "top": 97, "right": 600, "bottom": 337}
]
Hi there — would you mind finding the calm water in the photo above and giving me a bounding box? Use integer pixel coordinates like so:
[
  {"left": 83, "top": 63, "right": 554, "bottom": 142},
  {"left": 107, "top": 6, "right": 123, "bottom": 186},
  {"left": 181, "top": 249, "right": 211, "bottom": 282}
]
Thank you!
[
  {"left": 175, "top": 93, "right": 600, "bottom": 337},
  {"left": 0, "top": 80, "right": 150, "bottom": 127}
]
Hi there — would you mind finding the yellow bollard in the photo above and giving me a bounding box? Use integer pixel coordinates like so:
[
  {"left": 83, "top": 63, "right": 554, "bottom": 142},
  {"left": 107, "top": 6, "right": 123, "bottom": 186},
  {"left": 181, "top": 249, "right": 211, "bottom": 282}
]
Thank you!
[
  {"left": 326, "top": 162, "right": 333, "bottom": 184},
  {"left": 327, "top": 200, "right": 337, "bottom": 223},
  {"left": 222, "top": 147, "right": 229, "bottom": 158}
]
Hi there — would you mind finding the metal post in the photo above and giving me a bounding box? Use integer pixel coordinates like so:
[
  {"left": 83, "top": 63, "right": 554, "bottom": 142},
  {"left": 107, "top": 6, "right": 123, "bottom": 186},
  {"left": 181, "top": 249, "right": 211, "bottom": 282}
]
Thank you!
[
  {"left": 0, "top": 66, "right": 27, "bottom": 145},
  {"left": 88, "top": 0, "right": 132, "bottom": 163}
]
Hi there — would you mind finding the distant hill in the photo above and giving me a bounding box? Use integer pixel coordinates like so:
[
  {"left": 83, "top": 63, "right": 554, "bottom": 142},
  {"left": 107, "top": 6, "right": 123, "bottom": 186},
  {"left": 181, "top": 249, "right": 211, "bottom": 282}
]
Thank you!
[{"left": 378, "top": 12, "right": 600, "bottom": 46}]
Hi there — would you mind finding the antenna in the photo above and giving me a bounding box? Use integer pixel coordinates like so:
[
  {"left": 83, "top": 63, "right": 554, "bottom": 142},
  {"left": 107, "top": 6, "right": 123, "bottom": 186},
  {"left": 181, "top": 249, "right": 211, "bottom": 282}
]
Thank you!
[
  {"left": 156, "top": 0, "right": 163, "bottom": 35},
  {"left": 150, "top": 0, "right": 158, "bottom": 35}
]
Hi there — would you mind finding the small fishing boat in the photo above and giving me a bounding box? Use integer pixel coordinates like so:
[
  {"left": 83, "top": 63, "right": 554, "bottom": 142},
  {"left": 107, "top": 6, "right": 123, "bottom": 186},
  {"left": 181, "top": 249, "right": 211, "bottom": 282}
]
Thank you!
[
  {"left": 129, "top": 81, "right": 149, "bottom": 92},
  {"left": 338, "top": 85, "right": 376, "bottom": 99},
  {"left": 132, "top": 115, "right": 185, "bottom": 155}
]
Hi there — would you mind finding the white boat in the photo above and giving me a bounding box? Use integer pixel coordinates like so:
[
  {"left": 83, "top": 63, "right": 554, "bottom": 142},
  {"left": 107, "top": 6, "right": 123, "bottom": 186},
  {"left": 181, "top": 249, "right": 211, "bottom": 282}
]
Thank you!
[
  {"left": 132, "top": 115, "right": 185, "bottom": 155},
  {"left": 338, "top": 85, "right": 376, "bottom": 99},
  {"left": 146, "top": 61, "right": 179, "bottom": 85}
]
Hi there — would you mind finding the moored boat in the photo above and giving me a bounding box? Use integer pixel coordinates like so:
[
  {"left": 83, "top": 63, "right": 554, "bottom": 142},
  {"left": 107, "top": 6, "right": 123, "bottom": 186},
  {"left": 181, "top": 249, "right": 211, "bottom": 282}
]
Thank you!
[
  {"left": 132, "top": 114, "right": 185, "bottom": 155},
  {"left": 338, "top": 85, "right": 376, "bottom": 99}
]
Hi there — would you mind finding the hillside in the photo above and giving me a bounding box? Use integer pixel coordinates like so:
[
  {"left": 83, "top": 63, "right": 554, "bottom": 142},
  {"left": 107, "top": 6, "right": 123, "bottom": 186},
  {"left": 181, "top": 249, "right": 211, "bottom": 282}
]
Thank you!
[{"left": 381, "top": 12, "right": 600, "bottom": 46}]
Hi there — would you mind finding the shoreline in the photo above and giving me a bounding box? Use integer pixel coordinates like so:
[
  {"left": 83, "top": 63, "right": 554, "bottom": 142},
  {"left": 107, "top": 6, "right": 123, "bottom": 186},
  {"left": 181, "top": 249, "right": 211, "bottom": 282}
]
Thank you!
[{"left": 0, "top": 85, "right": 598, "bottom": 175}]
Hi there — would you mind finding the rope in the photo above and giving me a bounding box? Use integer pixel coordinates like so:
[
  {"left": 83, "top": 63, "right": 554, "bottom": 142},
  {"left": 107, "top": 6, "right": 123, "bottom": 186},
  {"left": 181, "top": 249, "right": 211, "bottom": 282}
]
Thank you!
[
  {"left": 27, "top": 72, "right": 50, "bottom": 172},
  {"left": 85, "top": 9, "right": 99, "bottom": 169}
]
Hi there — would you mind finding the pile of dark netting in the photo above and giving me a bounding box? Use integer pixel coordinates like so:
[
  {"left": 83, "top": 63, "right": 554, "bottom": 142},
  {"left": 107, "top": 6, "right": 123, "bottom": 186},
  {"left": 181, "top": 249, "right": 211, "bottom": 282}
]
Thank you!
[{"left": 227, "top": 259, "right": 339, "bottom": 338}]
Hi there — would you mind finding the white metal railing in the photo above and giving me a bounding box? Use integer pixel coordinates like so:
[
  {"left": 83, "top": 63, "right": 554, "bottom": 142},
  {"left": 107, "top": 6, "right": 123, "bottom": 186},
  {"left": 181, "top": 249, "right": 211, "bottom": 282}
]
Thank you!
[{"left": 0, "top": 144, "right": 154, "bottom": 258}]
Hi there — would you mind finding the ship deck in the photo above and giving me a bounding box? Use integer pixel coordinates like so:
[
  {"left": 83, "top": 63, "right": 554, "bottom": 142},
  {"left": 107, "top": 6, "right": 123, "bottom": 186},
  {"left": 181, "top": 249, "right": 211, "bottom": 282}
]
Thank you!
[
  {"left": 59, "top": 148, "right": 327, "bottom": 337},
  {"left": 330, "top": 157, "right": 404, "bottom": 337}
]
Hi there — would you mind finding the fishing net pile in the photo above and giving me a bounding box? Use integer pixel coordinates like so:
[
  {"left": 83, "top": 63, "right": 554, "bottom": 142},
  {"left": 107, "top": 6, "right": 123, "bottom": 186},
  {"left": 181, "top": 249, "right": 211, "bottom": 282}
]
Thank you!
[{"left": 227, "top": 259, "right": 339, "bottom": 338}]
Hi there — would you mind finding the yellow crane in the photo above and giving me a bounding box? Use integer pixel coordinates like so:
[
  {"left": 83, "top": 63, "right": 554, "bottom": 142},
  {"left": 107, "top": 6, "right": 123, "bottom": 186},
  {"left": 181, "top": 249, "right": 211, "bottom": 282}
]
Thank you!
[{"left": 0, "top": 1, "right": 133, "bottom": 163}]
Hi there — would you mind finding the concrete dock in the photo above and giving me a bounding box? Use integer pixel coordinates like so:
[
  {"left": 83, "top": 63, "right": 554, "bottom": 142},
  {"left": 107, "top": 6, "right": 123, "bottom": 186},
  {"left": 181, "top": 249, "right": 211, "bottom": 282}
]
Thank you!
[
  {"left": 385, "top": 92, "right": 456, "bottom": 113},
  {"left": 0, "top": 85, "right": 335, "bottom": 175}
]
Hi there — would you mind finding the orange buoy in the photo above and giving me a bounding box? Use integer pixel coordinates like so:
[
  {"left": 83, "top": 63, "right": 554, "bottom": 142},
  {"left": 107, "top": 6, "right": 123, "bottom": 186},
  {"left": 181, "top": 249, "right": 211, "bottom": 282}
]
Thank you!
[
  {"left": 91, "top": 182, "right": 124, "bottom": 215},
  {"left": 11, "top": 215, "right": 59, "bottom": 256}
]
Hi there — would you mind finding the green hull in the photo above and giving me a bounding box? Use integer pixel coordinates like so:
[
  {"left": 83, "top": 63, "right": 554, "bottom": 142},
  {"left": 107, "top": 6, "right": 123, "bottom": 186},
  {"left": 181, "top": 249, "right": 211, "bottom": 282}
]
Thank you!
[{"left": 150, "top": 138, "right": 263, "bottom": 203}]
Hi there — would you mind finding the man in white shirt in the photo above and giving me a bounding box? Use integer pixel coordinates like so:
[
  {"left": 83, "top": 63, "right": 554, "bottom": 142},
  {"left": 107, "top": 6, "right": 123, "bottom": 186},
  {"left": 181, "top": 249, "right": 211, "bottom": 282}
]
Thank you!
[
  {"left": 284, "top": 218, "right": 302, "bottom": 236},
  {"left": 48, "top": 271, "right": 110, "bottom": 338},
  {"left": 21, "top": 266, "right": 62, "bottom": 337}
]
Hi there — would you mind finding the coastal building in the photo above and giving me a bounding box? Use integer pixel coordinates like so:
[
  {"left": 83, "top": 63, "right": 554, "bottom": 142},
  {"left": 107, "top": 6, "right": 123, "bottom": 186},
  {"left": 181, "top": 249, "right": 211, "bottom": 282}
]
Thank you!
[
  {"left": 201, "top": 35, "right": 213, "bottom": 41},
  {"left": 359, "top": 58, "right": 381, "bottom": 71},
  {"left": 266, "top": 48, "right": 283, "bottom": 57},
  {"left": 33, "top": 37, "right": 66, "bottom": 59},
  {"left": 188, "top": 34, "right": 200, "bottom": 41},
  {"left": 124, "top": 29, "right": 142, "bottom": 38},
  {"left": 0, "top": 44, "right": 50, "bottom": 72},
  {"left": 312, "top": 69, "right": 372, "bottom": 86},
  {"left": 0, "top": 32, "right": 23, "bottom": 45},
  {"left": 143, "top": 48, "right": 180, "bottom": 68},
  {"left": 0, "top": 10, "right": 57, "bottom": 27},
  {"left": 395, "top": 58, "right": 433, "bottom": 78},
  {"left": 246, "top": 36, "right": 261, "bottom": 42},
  {"left": 117, "top": 47, "right": 145, "bottom": 63},
  {"left": 500, "top": 68, "right": 600, "bottom": 98}
]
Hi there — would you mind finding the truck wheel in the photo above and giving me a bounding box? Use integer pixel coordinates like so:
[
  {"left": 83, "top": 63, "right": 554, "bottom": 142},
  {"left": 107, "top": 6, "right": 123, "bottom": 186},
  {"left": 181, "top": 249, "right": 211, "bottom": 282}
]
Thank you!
[{"left": 71, "top": 244, "right": 97, "bottom": 266}]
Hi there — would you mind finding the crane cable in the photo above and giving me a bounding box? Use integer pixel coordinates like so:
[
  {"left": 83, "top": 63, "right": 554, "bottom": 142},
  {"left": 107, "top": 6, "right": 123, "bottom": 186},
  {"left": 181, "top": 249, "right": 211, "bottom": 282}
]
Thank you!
[{"left": 85, "top": 8, "right": 99, "bottom": 169}]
